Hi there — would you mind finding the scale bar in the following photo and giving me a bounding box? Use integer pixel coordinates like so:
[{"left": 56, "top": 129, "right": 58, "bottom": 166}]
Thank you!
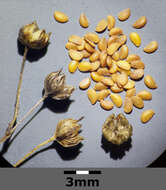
[{"left": 64, "top": 170, "right": 101, "bottom": 175}]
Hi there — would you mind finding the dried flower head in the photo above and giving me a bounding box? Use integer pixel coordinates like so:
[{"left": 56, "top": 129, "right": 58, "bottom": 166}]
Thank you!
[
  {"left": 44, "top": 70, "right": 75, "bottom": 100},
  {"left": 102, "top": 113, "right": 133, "bottom": 145},
  {"left": 54, "top": 117, "right": 84, "bottom": 147},
  {"left": 18, "top": 21, "right": 51, "bottom": 49}
]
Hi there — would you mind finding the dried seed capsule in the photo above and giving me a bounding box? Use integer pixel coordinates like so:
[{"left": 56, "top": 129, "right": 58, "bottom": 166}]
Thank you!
[
  {"left": 112, "top": 51, "right": 120, "bottom": 61},
  {"left": 78, "top": 61, "right": 91, "bottom": 72},
  {"left": 101, "top": 77, "right": 114, "bottom": 86},
  {"left": 65, "top": 42, "right": 78, "bottom": 50},
  {"left": 144, "top": 75, "right": 157, "bottom": 89},
  {"left": 54, "top": 11, "right": 69, "bottom": 23},
  {"left": 119, "top": 45, "right": 129, "bottom": 60},
  {"left": 131, "top": 95, "right": 144, "bottom": 109},
  {"left": 106, "top": 55, "right": 112, "bottom": 68},
  {"left": 100, "top": 100, "right": 114, "bottom": 110},
  {"left": 97, "top": 89, "right": 110, "bottom": 101},
  {"left": 68, "top": 60, "right": 78, "bottom": 73},
  {"left": 111, "top": 83, "right": 123, "bottom": 93},
  {"left": 124, "top": 97, "right": 133, "bottom": 113},
  {"left": 98, "top": 37, "right": 107, "bottom": 51},
  {"left": 137, "top": 90, "right": 152, "bottom": 100},
  {"left": 130, "top": 60, "right": 145, "bottom": 69},
  {"left": 90, "top": 72, "right": 103, "bottom": 82},
  {"left": 133, "top": 16, "right": 147, "bottom": 29},
  {"left": 68, "top": 35, "right": 83, "bottom": 46},
  {"left": 107, "top": 42, "right": 121, "bottom": 55},
  {"left": 89, "top": 50, "right": 100, "bottom": 62},
  {"left": 118, "top": 8, "right": 131, "bottom": 21},
  {"left": 79, "top": 78, "right": 91, "bottom": 89},
  {"left": 129, "top": 32, "right": 141, "bottom": 47},
  {"left": 109, "top": 27, "right": 123, "bottom": 36},
  {"left": 85, "top": 42, "right": 95, "bottom": 53},
  {"left": 123, "top": 79, "right": 135, "bottom": 90},
  {"left": 107, "top": 15, "right": 116, "bottom": 30},
  {"left": 100, "top": 51, "right": 107, "bottom": 67},
  {"left": 141, "top": 109, "right": 155, "bottom": 123},
  {"left": 79, "top": 13, "right": 89, "bottom": 28},
  {"left": 117, "top": 60, "right": 131, "bottom": 70},
  {"left": 87, "top": 89, "right": 98, "bottom": 105},
  {"left": 84, "top": 32, "right": 100, "bottom": 44},
  {"left": 94, "top": 82, "right": 108, "bottom": 91},
  {"left": 126, "top": 54, "right": 141, "bottom": 63},
  {"left": 90, "top": 61, "right": 100, "bottom": 71},
  {"left": 97, "top": 68, "right": 110, "bottom": 76},
  {"left": 95, "top": 19, "right": 107, "bottom": 33},
  {"left": 130, "top": 69, "right": 144, "bottom": 80},
  {"left": 126, "top": 88, "right": 136, "bottom": 97},
  {"left": 69, "top": 49, "right": 83, "bottom": 61},
  {"left": 143, "top": 41, "right": 158, "bottom": 53},
  {"left": 110, "top": 93, "right": 123, "bottom": 107},
  {"left": 116, "top": 72, "right": 128, "bottom": 87}
]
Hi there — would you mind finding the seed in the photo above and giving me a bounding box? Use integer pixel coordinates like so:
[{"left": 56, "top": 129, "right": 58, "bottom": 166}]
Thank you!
[
  {"left": 101, "top": 77, "right": 114, "bottom": 86},
  {"left": 124, "top": 97, "right": 133, "bottom": 113},
  {"left": 126, "top": 54, "right": 140, "bottom": 63},
  {"left": 84, "top": 32, "right": 100, "bottom": 44},
  {"left": 68, "top": 60, "right": 78, "bottom": 73},
  {"left": 108, "top": 35, "right": 119, "bottom": 46},
  {"left": 94, "top": 82, "right": 108, "bottom": 91},
  {"left": 107, "top": 42, "right": 121, "bottom": 55},
  {"left": 109, "top": 61, "right": 118, "bottom": 74},
  {"left": 87, "top": 89, "right": 98, "bottom": 105},
  {"left": 141, "top": 109, "right": 155, "bottom": 123},
  {"left": 110, "top": 93, "right": 123, "bottom": 107},
  {"left": 68, "top": 35, "right": 83, "bottom": 46},
  {"left": 78, "top": 61, "right": 91, "bottom": 72},
  {"left": 85, "top": 42, "right": 95, "bottom": 53},
  {"left": 100, "top": 51, "right": 107, "bottom": 67},
  {"left": 133, "top": 16, "right": 147, "bottom": 29},
  {"left": 107, "top": 15, "right": 116, "bottom": 30},
  {"left": 65, "top": 42, "right": 78, "bottom": 50},
  {"left": 124, "top": 79, "right": 135, "bottom": 90},
  {"left": 144, "top": 75, "right": 157, "bottom": 89},
  {"left": 112, "top": 51, "right": 120, "bottom": 61},
  {"left": 89, "top": 50, "right": 100, "bottom": 62},
  {"left": 130, "top": 69, "right": 144, "bottom": 80},
  {"left": 126, "top": 88, "right": 136, "bottom": 97},
  {"left": 111, "top": 83, "right": 123, "bottom": 93},
  {"left": 129, "top": 32, "right": 141, "bottom": 47},
  {"left": 116, "top": 72, "right": 128, "bottom": 87},
  {"left": 90, "top": 61, "right": 100, "bottom": 71},
  {"left": 118, "top": 8, "right": 131, "bottom": 21},
  {"left": 130, "top": 60, "right": 145, "bottom": 69},
  {"left": 131, "top": 95, "right": 144, "bottom": 109},
  {"left": 81, "top": 49, "right": 91, "bottom": 58},
  {"left": 97, "top": 89, "right": 110, "bottom": 101},
  {"left": 90, "top": 72, "right": 103, "bottom": 82},
  {"left": 79, "top": 78, "right": 91, "bottom": 89},
  {"left": 97, "top": 68, "right": 110, "bottom": 76},
  {"left": 54, "top": 11, "right": 69, "bottom": 23},
  {"left": 100, "top": 100, "right": 114, "bottom": 110},
  {"left": 106, "top": 56, "right": 112, "bottom": 68},
  {"left": 137, "top": 90, "right": 152, "bottom": 100},
  {"left": 95, "top": 19, "right": 107, "bottom": 33},
  {"left": 119, "top": 45, "right": 129, "bottom": 59},
  {"left": 118, "top": 68, "right": 131, "bottom": 76},
  {"left": 111, "top": 73, "right": 118, "bottom": 83},
  {"left": 77, "top": 38, "right": 85, "bottom": 51},
  {"left": 84, "top": 37, "right": 96, "bottom": 47},
  {"left": 79, "top": 13, "right": 89, "bottom": 28},
  {"left": 109, "top": 27, "right": 123, "bottom": 36},
  {"left": 98, "top": 37, "right": 107, "bottom": 51},
  {"left": 69, "top": 49, "right": 83, "bottom": 61},
  {"left": 117, "top": 60, "right": 131, "bottom": 70},
  {"left": 143, "top": 41, "right": 158, "bottom": 53},
  {"left": 117, "top": 35, "right": 127, "bottom": 45}
]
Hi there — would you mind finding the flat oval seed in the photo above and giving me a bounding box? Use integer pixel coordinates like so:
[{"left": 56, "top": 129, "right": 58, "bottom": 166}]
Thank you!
[
  {"left": 111, "top": 83, "right": 123, "bottom": 93},
  {"left": 69, "top": 35, "right": 83, "bottom": 45},
  {"left": 130, "top": 60, "right": 145, "bottom": 69},
  {"left": 137, "top": 90, "right": 152, "bottom": 100},
  {"left": 97, "top": 89, "right": 110, "bottom": 101},
  {"left": 126, "top": 54, "right": 141, "bottom": 63},
  {"left": 98, "top": 37, "right": 107, "bottom": 51},
  {"left": 81, "top": 49, "right": 91, "bottom": 58},
  {"left": 100, "top": 51, "right": 107, "bottom": 67},
  {"left": 106, "top": 56, "right": 112, "bottom": 68},
  {"left": 124, "top": 97, "right": 133, "bottom": 113},
  {"left": 65, "top": 42, "right": 78, "bottom": 50},
  {"left": 117, "top": 60, "right": 131, "bottom": 70},
  {"left": 94, "top": 82, "right": 108, "bottom": 91},
  {"left": 131, "top": 95, "right": 144, "bottom": 109},
  {"left": 112, "top": 51, "right": 120, "bottom": 61},
  {"left": 110, "top": 93, "right": 123, "bottom": 107},
  {"left": 108, "top": 35, "right": 119, "bottom": 46},
  {"left": 100, "top": 100, "right": 114, "bottom": 110},
  {"left": 126, "top": 88, "right": 136, "bottom": 97},
  {"left": 85, "top": 42, "right": 95, "bottom": 53},
  {"left": 89, "top": 50, "right": 100, "bottom": 62},
  {"left": 54, "top": 11, "right": 69, "bottom": 23},
  {"left": 107, "top": 15, "right": 116, "bottom": 30},
  {"left": 119, "top": 44, "right": 129, "bottom": 59},
  {"left": 109, "top": 62, "right": 118, "bottom": 74},
  {"left": 124, "top": 79, "right": 135, "bottom": 90},
  {"left": 90, "top": 61, "right": 100, "bottom": 71},
  {"left": 143, "top": 41, "right": 158, "bottom": 53},
  {"left": 87, "top": 89, "right": 98, "bottom": 105},
  {"left": 97, "top": 68, "right": 110, "bottom": 76},
  {"left": 117, "top": 35, "right": 127, "bottom": 45},
  {"left": 133, "top": 16, "right": 147, "bottom": 29},
  {"left": 118, "top": 8, "right": 131, "bottom": 21},
  {"left": 107, "top": 42, "right": 121, "bottom": 55},
  {"left": 116, "top": 72, "right": 128, "bottom": 87},
  {"left": 129, "top": 32, "right": 141, "bottom": 47},
  {"left": 90, "top": 72, "right": 104, "bottom": 82},
  {"left": 84, "top": 37, "right": 96, "bottom": 47},
  {"left": 101, "top": 77, "right": 114, "bottom": 86},
  {"left": 69, "top": 49, "right": 83, "bottom": 61},
  {"left": 79, "top": 78, "right": 91, "bottom": 89},
  {"left": 84, "top": 32, "right": 100, "bottom": 44},
  {"left": 79, "top": 13, "right": 89, "bottom": 28},
  {"left": 109, "top": 27, "right": 123, "bottom": 36},
  {"left": 144, "top": 75, "right": 157, "bottom": 89},
  {"left": 95, "top": 19, "right": 107, "bottom": 33},
  {"left": 141, "top": 109, "right": 155, "bottom": 123},
  {"left": 68, "top": 60, "right": 78, "bottom": 73},
  {"left": 130, "top": 69, "right": 144, "bottom": 80},
  {"left": 78, "top": 61, "right": 91, "bottom": 72}
]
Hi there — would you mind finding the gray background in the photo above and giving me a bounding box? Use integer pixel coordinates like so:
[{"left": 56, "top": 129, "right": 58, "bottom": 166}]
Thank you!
[{"left": 0, "top": 0, "right": 166, "bottom": 168}]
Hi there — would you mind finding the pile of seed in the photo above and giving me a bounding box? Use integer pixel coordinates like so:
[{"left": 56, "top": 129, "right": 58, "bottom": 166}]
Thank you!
[{"left": 54, "top": 9, "right": 158, "bottom": 123}]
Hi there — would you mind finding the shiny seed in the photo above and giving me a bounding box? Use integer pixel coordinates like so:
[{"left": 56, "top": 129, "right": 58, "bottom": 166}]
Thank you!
[
  {"left": 111, "top": 83, "right": 123, "bottom": 93},
  {"left": 90, "top": 61, "right": 100, "bottom": 71},
  {"left": 69, "top": 49, "right": 83, "bottom": 61},
  {"left": 84, "top": 37, "right": 96, "bottom": 47},
  {"left": 79, "top": 77, "right": 91, "bottom": 89},
  {"left": 109, "top": 27, "right": 123, "bottom": 36},
  {"left": 77, "top": 38, "right": 85, "bottom": 51},
  {"left": 112, "top": 51, "right": 120, "bottom": 61},
  {"left": 117, "top": 35, "right": 127, "bottom": 45},
  {"left": 131, "top": 95, "right": 144, "bottom": 109},
  {"left": 108, "top": 35, "right": 119, "bottom": 46},
  {"left": 101, "top": 77, "right": 114, "bottom": 86},
  {"left": 133, "top": 16, "right": 147, "bottom": 29},
  {"left": 79, "top": 13, "right": 89, "bottom": 28},
  {"left": 109, "top": 61, "right": 118, "bottom": 74},
  {"left": 141, "top": 109, "right": 155, "bottom": 123},
  {"left": 81, "top": 49, "right": 91, "bottom": 58},
  {"left": 100, "top": 51, "right": 107, "bottom": 67},
  {"left": 89, "top": 50, "right": 100, "bottom": 62},
  {"left": 110, "top": 93, "right": 123, "bottom": 107},
  {"left": 85, "top": 42, "right": 95, "bottom": 53},
  {"left": 124, "top": 97, "right": 133, "bottom": 113},
  {"left": 90, "top": 72, "right": 103, "bottom": 82},
  {"left": 143, "top": 41, "right": 158, "bottom": 53},
  {"left": 106, "top": 56, "right": 112, "bottom": 68},
  {"left": 118, "top": 68, "right": 131, "bottom": 76},
  {"left": 107, "top": 42, "right": 121, "bottom": 55},
  {"left": 126, "top": 88, "right": 136, "bottom": 97},
  {"left": 130, "top": 60, "right": 145, "bottom": 69},
  {"left": 116, "top": 72, "right": 128, "bottom": 87},
  {"left": 78, "top": 61, "right": 91, "bottom": 72},
  {"left": 126, "top": 54, "right": 141, "bottom": 63},
  {"left": 119, "top": 45, "right": 129, "bottom": 59},
  {"left": 144, "top": 75, "right": 157, "bottom": 89},
  {"left": 129, "top": 32, "right": 141, "bottom": 47},
  {"left": 117, "top": 60, "right": 131, "bottom": 70},
  {"left": 130, "top": 69, "right": 144, "bottom": 80},
  {"left": 95, "top": 19, "right": 107, "bottom": 33},
  {"left": 87, "top": 89, "right": 98, "bottom": 105},
  {"left": 107, "top": 15, "right": 116, "bottom": 30},
  {"left": 54, "top": 11, "right": 69, "bottom": 23},
  {"left": 94, "top": 82, "right": 108, "bottom": 91},
  {"left": 68, "top": 60, "right": 78, "bottom": 73},
  {"left": 111, "top": 73, "right": 118, "bottom": 83},
  {"left": 84, "top": 32, "right": 100, "bottom": 44},
  {"left": 137, "top": 90, "right": 152, "bottom": 100},
  {"left": 97, "top": 89, "right": 110, "bottom": 101},
  {"left": 124, "top": 79, "right": 135, "bottom": 90},
  {"left": 65, "top": 42, "right": 78, "bottom": 50},
  {"left": 100, "top": 100, "right": 114, "bottom": 110},
  {"left": 68, "top": 35, "right": 83, "bottom": 46},
  {"left": 98, "top": 37, "right": 107, "bottom": 51},
  {"left": 118, "top": 8, "right": 131, "bottom": 21},
  {"left": 97, "top": 68, "right": 110, "bottom": 76}
]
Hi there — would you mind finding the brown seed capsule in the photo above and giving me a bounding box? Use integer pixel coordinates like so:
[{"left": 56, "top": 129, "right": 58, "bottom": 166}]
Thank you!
[
  {"left": 100, "top": 100, "right": 114, "bottom": 110},
  {"left": 133, "top": 16, "right": 147, "bottom": 29},
  {"left": 144, "top": 75, "right": 157, "bottom": 89},
  {"left": 131, "top": 95, "right": 144, "bottom": 109},
  {"left": 140, "top": 109, "right": 155, "bottom": 123},
  {"left": 124, "top": 97, "right": 133, "bottom": 113},
  {"left": 118, "top": 8, "right": 131, "bottom": 21},
  {"left": 79, "top": 13, "right": 89, "bottom": 28},
  {"left": 130, "top": 69, "right": 144, "bottom": 80}
]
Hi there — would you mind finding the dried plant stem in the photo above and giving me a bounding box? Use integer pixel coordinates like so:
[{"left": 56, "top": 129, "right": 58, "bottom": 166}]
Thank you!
[{"left": 14, "top": 136, "right": 55, "bottom": 167}]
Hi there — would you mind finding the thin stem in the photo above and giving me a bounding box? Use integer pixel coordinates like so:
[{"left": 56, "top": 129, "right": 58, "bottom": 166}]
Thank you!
[{"left": 13, "top": 136, "right": 55, "bottom": 167}]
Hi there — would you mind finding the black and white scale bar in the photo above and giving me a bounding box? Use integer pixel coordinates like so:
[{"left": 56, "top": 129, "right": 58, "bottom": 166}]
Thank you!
[{"left": 64, "top": 170, "right": 101, "bottom": 175}]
